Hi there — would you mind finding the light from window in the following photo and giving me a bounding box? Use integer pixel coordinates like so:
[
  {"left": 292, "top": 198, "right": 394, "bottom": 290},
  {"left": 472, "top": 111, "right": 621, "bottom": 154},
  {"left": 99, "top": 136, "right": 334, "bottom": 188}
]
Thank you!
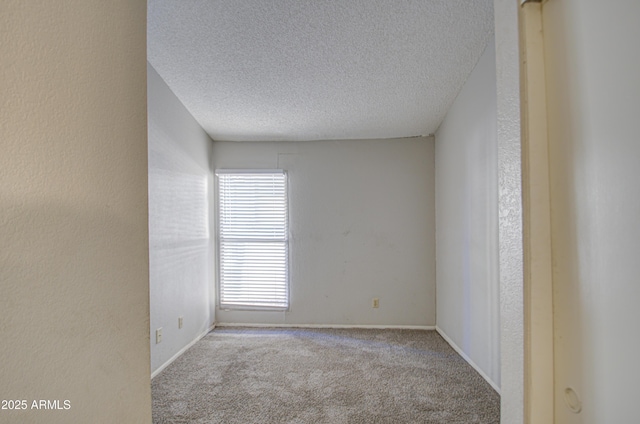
[{"left": 216, "top": 170, "right": 289, "bottom": 310}]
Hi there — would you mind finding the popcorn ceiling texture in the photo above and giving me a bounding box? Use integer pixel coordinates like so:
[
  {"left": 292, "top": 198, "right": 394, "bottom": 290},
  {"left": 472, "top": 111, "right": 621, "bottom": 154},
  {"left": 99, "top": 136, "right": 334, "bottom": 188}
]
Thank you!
[{"left": 148, "top": 0, "right": 494, "bottom": 141}]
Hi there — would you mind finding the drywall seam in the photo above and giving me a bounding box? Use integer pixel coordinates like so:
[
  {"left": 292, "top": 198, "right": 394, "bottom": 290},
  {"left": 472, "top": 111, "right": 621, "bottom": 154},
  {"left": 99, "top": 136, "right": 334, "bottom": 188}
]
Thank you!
[
  {"left": 436, "top": 326, "right": 501, "bottom": 394},
  {"left": 216, "top": 324, "right": 436, "bottom": 330},
  {"left": 151, "top": 323, "right": 216, "bottom": 379}
]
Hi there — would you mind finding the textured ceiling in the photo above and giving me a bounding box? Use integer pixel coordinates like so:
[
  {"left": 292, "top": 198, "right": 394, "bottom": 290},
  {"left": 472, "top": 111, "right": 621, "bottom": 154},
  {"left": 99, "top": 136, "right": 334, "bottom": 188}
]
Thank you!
[{"left": 148, "top": 0, "right": 493, "bottom": 142}]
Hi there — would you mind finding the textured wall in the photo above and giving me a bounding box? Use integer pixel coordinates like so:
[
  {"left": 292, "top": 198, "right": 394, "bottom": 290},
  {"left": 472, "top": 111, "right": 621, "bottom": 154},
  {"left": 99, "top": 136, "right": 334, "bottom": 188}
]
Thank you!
[
  {"left": 213, "top": 138, "right": 436, "bottom": 326},
  {"left": 543, "top": 1, "right": 640, "bottom": 422},
  {"left": 0, "top": 1, "right": 151, "bottom": 423},
  {"left": 494, "top": 0, "right": 524, "bottom": 422},
  {"left": 148, "top": 64, "right": 215, "bottom": 375},
  {"left": 435, "top": 39, "right": 500, "bottom": 391}
]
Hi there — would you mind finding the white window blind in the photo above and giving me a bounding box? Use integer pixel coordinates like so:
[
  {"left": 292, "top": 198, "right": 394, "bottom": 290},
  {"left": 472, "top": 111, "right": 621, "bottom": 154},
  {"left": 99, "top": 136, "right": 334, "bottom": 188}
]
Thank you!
[{"left": 216, "top": 170, "right": 289, "bottom": 310}]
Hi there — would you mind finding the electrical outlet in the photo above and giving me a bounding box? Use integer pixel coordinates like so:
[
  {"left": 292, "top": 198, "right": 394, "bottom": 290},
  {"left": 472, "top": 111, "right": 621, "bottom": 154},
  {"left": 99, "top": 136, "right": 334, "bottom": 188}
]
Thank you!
[
  {"left": 373, "top": 298, "right": 379, "bottom": 308},
  {"left": 178, "top": 317, "right": 183, "bottom": 329},
  {"left": 156, "top": 328, "right": 162, "bottom": 344}
]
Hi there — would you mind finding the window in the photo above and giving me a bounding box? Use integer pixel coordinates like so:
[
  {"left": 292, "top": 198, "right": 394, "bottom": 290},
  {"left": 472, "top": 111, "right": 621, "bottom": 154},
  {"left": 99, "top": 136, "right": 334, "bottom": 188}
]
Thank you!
[{"left": 216, "top": 170, "right": 289, "bottom": 310}]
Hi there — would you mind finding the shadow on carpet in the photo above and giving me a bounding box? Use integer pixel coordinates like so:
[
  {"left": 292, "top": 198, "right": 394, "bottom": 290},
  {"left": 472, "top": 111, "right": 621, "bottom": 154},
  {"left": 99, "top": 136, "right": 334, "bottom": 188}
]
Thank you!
[{"left": 152, "top": 328, "right": 499, "bottom": 423}]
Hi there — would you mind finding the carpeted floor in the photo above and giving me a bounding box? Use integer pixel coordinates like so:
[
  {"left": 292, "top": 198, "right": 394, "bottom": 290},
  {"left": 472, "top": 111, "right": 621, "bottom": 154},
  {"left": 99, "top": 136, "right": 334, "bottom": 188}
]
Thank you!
[{"left": 152, "top": 328, "right": 500, "bottom": 423}]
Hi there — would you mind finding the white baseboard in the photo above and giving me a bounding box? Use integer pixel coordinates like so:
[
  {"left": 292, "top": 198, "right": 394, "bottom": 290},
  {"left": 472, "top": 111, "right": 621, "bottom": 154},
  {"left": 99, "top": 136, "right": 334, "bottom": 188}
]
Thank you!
[
  {"left": 151, "top": 323, "right": 216, "bottom": 379},
  {"left": 216, "top": 323, "right": 435, "bottom": 330},
  {"left": 435, "top": 326, "right": 500, "bottom": 394}
]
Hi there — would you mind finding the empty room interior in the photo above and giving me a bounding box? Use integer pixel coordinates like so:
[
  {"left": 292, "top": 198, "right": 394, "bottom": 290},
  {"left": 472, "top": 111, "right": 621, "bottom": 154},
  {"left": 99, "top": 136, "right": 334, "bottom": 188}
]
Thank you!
[
  {"left": 148, "top": 0, "right": 501, "bottom": 422},
  {"left": 5, "top": 0, "right": 640, "bottom": 423}
]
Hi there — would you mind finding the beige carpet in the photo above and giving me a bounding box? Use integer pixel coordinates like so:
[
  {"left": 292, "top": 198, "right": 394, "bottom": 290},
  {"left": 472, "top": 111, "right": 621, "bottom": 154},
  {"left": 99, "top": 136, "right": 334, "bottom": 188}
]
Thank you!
[{"left": 152, "top": 328, "right": 499, "bottom": 423}]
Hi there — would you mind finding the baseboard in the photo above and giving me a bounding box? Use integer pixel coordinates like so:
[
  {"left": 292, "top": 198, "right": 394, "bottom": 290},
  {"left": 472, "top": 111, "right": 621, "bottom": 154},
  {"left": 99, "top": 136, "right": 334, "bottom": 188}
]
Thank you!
[
  {"left": 216, "top": 323, "right": 436, "bottom": 330},
  {"left": 435, "top": 326, "right": 501, "bottom": 395},
  {"left": 151, "top": 322, "right": 216, "bottom": 379}
]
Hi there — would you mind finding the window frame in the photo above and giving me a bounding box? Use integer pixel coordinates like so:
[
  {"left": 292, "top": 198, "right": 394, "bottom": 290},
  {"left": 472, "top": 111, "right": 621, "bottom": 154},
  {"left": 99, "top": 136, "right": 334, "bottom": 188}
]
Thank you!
[{"left": 215, "top": 169, "right": 290, "bottom": 311}]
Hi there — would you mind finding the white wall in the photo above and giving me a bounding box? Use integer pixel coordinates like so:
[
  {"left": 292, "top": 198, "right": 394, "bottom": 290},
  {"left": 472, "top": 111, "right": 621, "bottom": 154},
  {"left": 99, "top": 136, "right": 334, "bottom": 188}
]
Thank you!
[
  {"left": 543, "top": 1, "right": 640, "bottom": 422},
  {"left": 213, "top": 138, "right": 435, "bottom": 326},
  {"left": 0, "top": 2, "right": 151, "bottom": 422},
  {"left": 435, "top": 39, "right": 500, "bottom": 390},
  {"left": 493, "top": 0, "right": 525, "bottom": 421},
  {"left": 148, "top": 64, "right": 215, "bottom": 374}
]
